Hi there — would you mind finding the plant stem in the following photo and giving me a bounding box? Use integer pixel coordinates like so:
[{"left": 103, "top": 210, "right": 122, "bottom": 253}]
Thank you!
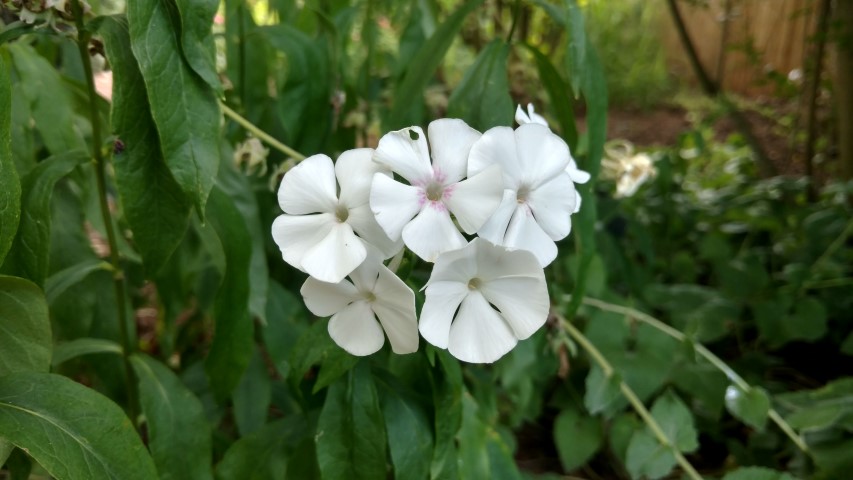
[
  {"left": 575, "top": 296, "right": 810, "bottom": 453},
  {"left": 220, "top": 102, "right": 306, "bottom": 160},
  {"left": 71, "top": 0, "right": 138, "bottom": 423},
  {"left": 559, "top": 316, "right": 703, "bottom": 480},
  {"left": 506, "top": 0, "right": 522, "bottom": 43}
]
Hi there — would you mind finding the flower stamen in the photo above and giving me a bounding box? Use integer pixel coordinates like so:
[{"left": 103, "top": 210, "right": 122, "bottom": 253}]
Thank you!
[
  {"left": 335, "top": 204, "right": 349, "bottom": 223},
  {"left": 425, "top": 182, "right": 444, "bottom": 202},
  {"left": 467, "top": 277, "right": 482, "bottom": 290},
  {"left": 516, "top": 185, "right": 531, "bottom": 204}
]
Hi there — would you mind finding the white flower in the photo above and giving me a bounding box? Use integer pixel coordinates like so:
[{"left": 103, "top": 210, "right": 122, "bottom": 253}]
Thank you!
[
  {"left": 515, "top": 103, "right": 548, "bottom": 127},
  {"left": 468, "top": 123, "right": 577, "bottom": 267},
  {"left": 614, "top": 153, "right": 656, "bottom": 198},
  {"left": 301, "top": 252, "right": 418, "bottom": 356},
  {"left": 272, "top": 150, "right": 401, "bottom": 283},
  {"left": 419, "top": 239, "right": 549, "bottom": 363},
  {"left": 20, "top": 8, "right": 39, "bottom": 24},
  {"left": 369, "top": 118, "right": 504, "bottom": 262}
]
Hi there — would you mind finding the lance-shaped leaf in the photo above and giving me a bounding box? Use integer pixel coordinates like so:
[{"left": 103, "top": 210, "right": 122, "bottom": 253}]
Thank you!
[
  {"left": 203, "top": 186, "right": 254, "bottom": 400},
  {"left": 523, "top": 44, "right": 578, "bottom": 148},
  {"left": 0, "top": 372, "right": 158, "bottom": 480},
  {"left": 174, "top": 0, "right": 221, "bottom": 92},
  {"left": 97, "top": 15, "right": 192, "bottom": 274},
  {"left": 376, "top": 373, "right": 433, "bottom": 480},
  {"left": 127, "top": 0, "right": 220, "bottom": 215},
  {"left": 447, "top": 40, "right": 513, "bottom": 131},
  {"left": 0, "top": 54, "right": 19, "bottom": 266},
  {"left": 0, "top": 275, "right": 50, "bottom": 377},
  {"left": 131, "top": 354, "right": 213, "bottom": 480}
]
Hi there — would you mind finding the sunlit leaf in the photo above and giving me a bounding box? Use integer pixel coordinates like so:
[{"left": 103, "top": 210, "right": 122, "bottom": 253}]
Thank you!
[{"left": 725, "top": 385, "right": 770, "bottom": 431}]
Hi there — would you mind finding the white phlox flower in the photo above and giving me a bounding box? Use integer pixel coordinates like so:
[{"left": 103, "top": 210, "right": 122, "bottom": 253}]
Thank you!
[
  {"left": 515, "top": 103, "right": 590, "bottom": 213},
  {"left": 369, "top": 118, "right": 504, "bottom": 262},
  {"left": 601, "top": 140, "right": 657, "bottom": 198},
  {"left": 419, "top": 239, "right": 549, "bottom": 364},
  {"left": 468, "top": 123, "right": 577, "bottom": 267},
  {"left": 301, "top": 251, "right": 419, "bottom": 356},
  {"left": 272, "top": 150, "right": 401, "bottom": 283}
]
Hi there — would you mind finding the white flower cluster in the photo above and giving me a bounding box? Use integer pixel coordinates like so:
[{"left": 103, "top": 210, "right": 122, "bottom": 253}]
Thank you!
[{"left": 272, "top": 107, "right": 589, "bottom": 363}]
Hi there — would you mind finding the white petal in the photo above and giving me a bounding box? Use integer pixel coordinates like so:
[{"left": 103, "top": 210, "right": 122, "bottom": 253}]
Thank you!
[
  {"left": 515, "top": 104, "right": 532, "bottom": 125},
  {"left": 477, "top": 189, "right": 517, "bottom": 246},
  {"left": 573, "top": 190, "right": 582, "bottom": 214},
  {"left": 504, "top": 206, "right": 558, "bottom": 267},
  {"left": 348, "top": 249, "right": 382, "bottom": 293},
  {"left": 336, "top": 148, "right": 388, "bottom": 207},
  {"left": 300, "top": 277, "right": 359, "bottom": 317},
  {"left": 427, "top": 118, "right": 481, "bottom": 184},
  {"left": 328, "top": 301, "right": 385, "bottom": 356},
  {"left": 527, "top": 172, "right": 576, "bottom": 240},
  {"left": 468, "top": 126, "right": 522, "bottom": 187},
  {"left": 526, "top": 104, "right": 549, "bottom": 126},
  {"left": 419, "top": 281, "right": 468, "bottom": 349},
  {"left": 480, "top": 277, "right": 549, "bottom": 340},
  {"left": 567, "top": 159, "right": 591, "bottom": 184},
  {"left": 445, "top": 165, "right": 504, "bottom": 234},
  {"left": 448, "top": 290, "right": 517, "bottom": 364},
  {"left": 371, "top": 266, "right": 419, "bottom": 354},
  {"left": 301, "top": 223, "right": 367, "bottom": 283},
  {"left": 427, "top": 241, "right": 478, "bottom": 286},
  {"left": 271, "top": 213, "right": 334, "bottom": 272},
  {"left": 373, "top": 126, "right": 433, "bottom": 185},
  {"left": 402, "top": 204, "right": 466, "bottom": 262},
  {"left": 370, "top": 174, "right": 422, "bottom": 241},
  {"left": 278, "top": 154, "right": 338, "bottom": 214},
  {"left": 470, "top": 237, "right": 544, "bottom": 282},
  {"left": 348, "top": 204, "right": 403, "bottom": 259},
  {"left": 514, "top": 123, "right": 570, "bottom": 187}
]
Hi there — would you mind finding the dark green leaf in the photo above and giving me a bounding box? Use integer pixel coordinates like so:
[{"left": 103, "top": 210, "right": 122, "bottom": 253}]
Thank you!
[
  {"left": 625, "top": 429, "right": 675, "bottom": 480},
  {"left": 203, "top": 186, "right": 254, "bottom": 400},
  {"left": 0, "top": 372, "right": 157, "bottom": 480},
  {"left": 787, "top": 297, "right": 827, "bottom": 342},
  {"left": 314, "top": 346, "right": 360, "bottom": 394},
  {"left": 0, "top": 53, "right": 19, "bottom": 266},
  {"left": 233, "top": 347, "right": 272, "bottom": 436},
  {"left": 174, "top": 0, "right": 221, "bottom": 92},
  {"left": 215, "top": 415, "right": 313, "bottom": 480},
  {"left": 377, "top": 375, "right": 433, "bottom": 480},
  {"left": 0, "top": 275, "right": 50, "bottom": 376},
  {"left": 523, "top": 43, "right": 578, "bottom": 147},
  {"left": 721, "top": 466, "right": 798, "bottom": 480},
  {"left": 584, "top": 365, "right": 622, "bottom": 415},
  {"left": 45, "top": 259, "right": 110, "bottom": 304},
  {"left": 458, "top": 393, "right": 522, "bottom": 480},
  {"left": 0, "top": 440, "right": 11, "bottom": 471},
  {"left": 52, "top": 338, "right": 123, "bottom": 367},
  {"left": 777, "top": 378, "right": 853, "bottom": 433},
  {"left": 447, "top": 40, "right": 512, "bottom": 131},
  {"left": 262, "top": 281, "right": 306, "bottom": 379},
  {"left": 97, "top": 15, "right": 192, "bottom": 273},
  {"left": 316, "top": 362, "right": 387, "bottom": 480},
  {"left": 626, "top": 390, "right": 698, "bottom": 480},
  {"left": 131, "top": 354, "right": 213, "bottom": 480},
  {"left": 553, "top": 406, "right": 603, "bottom": 471},
  {"left": 388, "top": 0, "right": 484, "bottom": 129},
  {"left": 127, "top": 0, "right": 221, "bottom": 215},
  {"left": 430, "top": 351, "right": 463, "bottom": 480},
  {"left": 1, "top": 151, "right": 87, "bottom": 286},
  {"left": 725, "top": 385, "right": 770, "bottom": 431}
]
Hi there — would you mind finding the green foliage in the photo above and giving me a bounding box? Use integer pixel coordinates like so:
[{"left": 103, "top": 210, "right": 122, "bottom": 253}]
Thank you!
[
  {"left": 553, "top": 406, "right": 603, "bottom": 471},
  {"left": 447, "top": 40, "right": 513, "bottom": 131},
  {"left": 0, "top": 55, "right": 19, "bottom": 266},
  {"left": 0, "top": 276, "right": 50, "bottom": 376}
]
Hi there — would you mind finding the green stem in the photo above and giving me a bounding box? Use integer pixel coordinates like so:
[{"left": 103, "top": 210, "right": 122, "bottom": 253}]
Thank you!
[
  {"left": 559, "top": 316, "right": 703, "bottom": 480},
  {"left": 220, "top": 102, "right": 306, "bottom": 160},
  {"left": 71, "top": 0, "right": 138, "bottom": 424},
  {"left": 575, "top": 296, "right": 809, "bottom": 453},
  {"left": 506, "top": 0, "right": 522, "bottom": 43}
]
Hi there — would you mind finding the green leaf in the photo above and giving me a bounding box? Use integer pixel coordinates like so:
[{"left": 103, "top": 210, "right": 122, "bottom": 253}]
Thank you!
[
  {"left": 1, "top": 151, "right": 87, "bottom": 286},
  {"left": 523, "top": 44, "right": 578, "bottom": 148},
  {"left": 625, "top": 429, "right": 675, "bottom": 480},
  {"left": 203, "top": 186, "right": 254, "bottom": 400},
  {"left": 233, "top": 347, "right": 272, "bottom": 436},
  {"left": 215, "top": 416, "right": 313, "bottom": 480},
  {"left": 0, "top": 275, "right": 51, "bottom": 376},
  {"left": 261, "top": 281, "right": 306, "bottom": 379},
  {"left": 447, "top": 40, "right": 512, "bottom": 131},
  {"left": 721, "top": 466, "right": 798, "bottom": 480},
  {"left": 314, "top": 346, "right": 360, "bottom": 394},
  {"left": 777, "top": 377, "right": 853, "bottom": 433},
  {"left": 6, "top": 43, "right": 87, "bottom": 155},
  {"left": 316, "top": 362, "right": 387, "bottom": 480},
  {"left": 377, "top": 374, "right": 433, "bottom": 480},
  {"left": 553, "top": 406, "right": 603, "bottom": 471},
  {"left": 0, "top": 439, "right": 12, "bottom": 470},
  {"left": 45, "top": 259, "right": 110, "bottom": 305},
  {"left": 173, "top": 0, "right": 222, "bottom": 92},
  {"left": 52, "top": 338, "right": 123, "bottom": 367},
  {"left": 787, "top": 297, "right": 827, "bottom": 342},
  {"left": 725, "top": 385, "right": 770, "bottom": 431},
  {"left": 127, "top": 0, "right": 221, "bottom": 215},
  {"left": 458, "top": 393, "right": 522, "bottom": 480},
  {"left": 131, "top": 354, "right": 213, "bottom": 480},
  {"left": 584, "top": 366, "right": 622, "bottom": 416},
  {"left": 97, "top": 15, "right": 192, "bottom": 273},
  {"left": 0, "top": 53, "right": 19, "bottom": 266},
  {"left": 625, "top": 390, "right": 698, "bottom": 480},
  {"left": 0, "top": 372, "right": 158, "bottom": 479},
  {"left": 387, "top": 0, "right": 484, "bottom": 129},
  {"left": 430, "top": 351, "right": 463, "bottom": 480}
]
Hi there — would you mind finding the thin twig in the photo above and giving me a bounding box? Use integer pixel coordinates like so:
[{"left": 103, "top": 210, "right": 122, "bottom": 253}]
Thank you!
[{"left": 220, "top": 102, "right": 306, "bottom": 161}]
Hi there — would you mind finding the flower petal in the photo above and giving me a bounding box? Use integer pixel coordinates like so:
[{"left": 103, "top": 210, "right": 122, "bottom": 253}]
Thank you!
[
  {"left": 468, "top": 126, "right": 522, "bottom": 187},
  {"left": 504, "top": 206, "right": 558, "bottom": 267},
  {"left": 373, "top": 126, "right": 433, "bottom": 185},
  {"left": 302, "top": 223, "right": 367, "bottom": 283},
  {"left": 445, "top": 164, "right": 504, "bottom": 234},
  {"left": 271, "top": 213, "right": 335, "bottom": 272},
  {"left": 477, "top": 189, "right": 516, "bottom": 246},
  {"left": 427, "top": 240, "right": 478, "bottom": 286},
  {"left": 470, "top": 237, "right": 543, "bottom": 282},
  {"left": 527, "top": 172, "right": 576, "bottom": 240},
  {"left": 420, "top": 281, "right": 468, "bottom": 349},
  {"left": 348, "top": 204, "right": 403, "bottom": 259},
  {"left": 402, "top": 204, "right": 466, "bottom": 262},
  {"left": 480, "top": 276, "right": 549, "bottom": 340},
  {"left": 514, "top": 123, "right": 570, "bottom": 187},
  {"left": 515, "top": 104, "right": 531, "bottom": 125},
  {"left": 370, "top": 174, "right": 422, "bottom": 241},
  {"left": 328, "top": 300, "right": 385, "bottom": 356},
  {"left": 567, "top": 158, "right": 591, "bottom": 184},
  {"left": 336, "top": 148, "right": 388, "bottom": 207},
  {"left": 300, "top": 277, "right": 359, "bottom": 317},
  {"left": 371, "top": 266, "right": 419, "bottom": 354},
  {"left": 573, "top": 190, "right": 582, "bottom": 214},
  {"left": 278, "top": 154, "right": 338, "bottom": 214},
  {"left": 427, "top": 118, "right": 481, "bottom": 184},
  {"left": 347, "top": 248, "right": 382, "bottom": 293},
  {"left": 448, "top": 290, "right": 517, "bottom": 363}
]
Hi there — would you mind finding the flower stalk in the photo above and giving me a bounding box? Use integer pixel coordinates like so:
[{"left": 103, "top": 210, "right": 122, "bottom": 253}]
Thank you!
[{"left": 220, "top": 102, "right": 306, "bottom": 161}]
